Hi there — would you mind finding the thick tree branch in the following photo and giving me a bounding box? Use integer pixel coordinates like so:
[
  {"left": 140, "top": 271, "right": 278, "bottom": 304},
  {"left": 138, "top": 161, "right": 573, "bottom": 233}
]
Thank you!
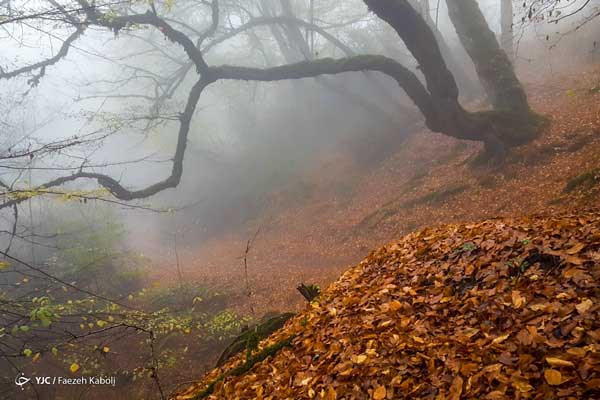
[
  {"left": 0, "top": 77, "right": 211, "bottom": 209},
  {"left": 364, "top": 0, "right": 459, "bottom": 101},
  {"left": 209, "top": 55, "right": 437, "bottom": 125}
]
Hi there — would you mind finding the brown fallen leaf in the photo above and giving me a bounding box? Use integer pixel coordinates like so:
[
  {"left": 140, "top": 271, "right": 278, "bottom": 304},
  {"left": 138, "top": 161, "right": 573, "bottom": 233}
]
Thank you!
[
  {"left": 575, "top": 298, "right": 593, "bottom": 314},
  {"left": 512, "top": 379, "right": 534, "bottom": 393},
  {"left": 545, "top": 357, "right": 575, "bottom": 368},
  {"left": 388, "top": 300, "right": 402, "bottom": 311},
  {"left": 325, "top": 386, "right": 337, "bottom": 400},
  {"left": 353, "top": 354, "right": 367, "bottom": 364},
  {"left": 544, "top": 369, "right": 563, "bottom": 386},
  {"left": 373, "top": 385, "right": 387, "bottom": 400},
  {"left": 448, "top": 376, "right": 463, "bottom": 400},
  {"left": 566, "top": 242, "right": 586, "bottom": 254},
  {"left": 512, "top": 290, "right": 526, "bottom": 308},
  {"left": 586, "top": 378, "right": 600, "bottom": 390},
  {"left": 492, "top": 333, "right": 510, "bottom": 345}
]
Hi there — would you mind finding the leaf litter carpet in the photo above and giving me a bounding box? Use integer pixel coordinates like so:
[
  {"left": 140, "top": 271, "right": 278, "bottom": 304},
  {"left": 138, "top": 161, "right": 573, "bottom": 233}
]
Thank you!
[{"left": 173, "top": 210, "right": 599, "bottom": 399}]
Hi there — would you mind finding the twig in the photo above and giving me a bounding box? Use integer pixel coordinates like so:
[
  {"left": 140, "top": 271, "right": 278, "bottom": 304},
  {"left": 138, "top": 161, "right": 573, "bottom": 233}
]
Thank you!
[
  {"left": 240, "top": 227, "right": 261, "bottom": 316},
  {"left": 173, "top": 229, "right": 184, "bottom": 288},
  {"left": 149, "top": 330, "right": 166, "bottom": 400}
]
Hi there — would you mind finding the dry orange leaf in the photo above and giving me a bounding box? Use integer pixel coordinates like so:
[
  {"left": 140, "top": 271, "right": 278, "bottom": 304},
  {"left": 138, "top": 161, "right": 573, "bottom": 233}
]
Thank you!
[
  {"left": 325, "top": 386, "right": 337, "bottom": 400},
  {"left": 566, "top": 347, "right": 587, "bottom": 357},
  {"left": 388, "top": 300, "right": 402, "bottom": 311},
  {"left": 544, "top": 369, "right": 563, "bottom": 386},
  {"left": 512, "top": 290, "right": 526, "bottom": 308},
  {"left": 373, "top": 385, "right": 387, "bottom": 400},
  {"left": 353, "top": 354, "right": 368, "bottom": 364},
  {"left": 448, "top": 376, "right": 463, "bottom": 400},
  {"left": 411, "top": 336, "right": 425, "bottom": 344},
  {"left": 546, "top": 357, "right": 574, "bottom": 368},
  {"left": 513, "top": 379, "right": 534, "bottom": 393},
  {"left": 492, "top": 333, "right": 510, "bottom": 345},
  {"left": 566, "top": 242, "right": 586, "bottom": 254}
]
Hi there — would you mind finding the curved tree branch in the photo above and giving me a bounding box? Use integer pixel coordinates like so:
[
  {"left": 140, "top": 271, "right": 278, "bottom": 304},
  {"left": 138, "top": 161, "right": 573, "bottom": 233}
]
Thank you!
[
  {"left": 0, "top": 0, "right": 539, "bottom": 212},
  {"left": 0, "top": 26, "right": 84, "bottom": 83},
  {"left": 76, "top": 0, "right": 210, "bottom": 73},
  {"left": 0, "top": 77, "right": 211, "bottom": 210},
  {"left": 209, "top": 55, "right": 439, "bottom": 127}
]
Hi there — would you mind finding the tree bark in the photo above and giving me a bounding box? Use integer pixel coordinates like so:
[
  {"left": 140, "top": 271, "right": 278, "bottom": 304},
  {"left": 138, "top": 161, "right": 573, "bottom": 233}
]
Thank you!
[
  {"left": 417, "top": 0, "right": 482, "bottom": 100},
  {"left": 501, "top": 0, "right": 514, "bottom": 61},
  {"left": 446, "top": 0, "right": 525, "bottom": 112}
]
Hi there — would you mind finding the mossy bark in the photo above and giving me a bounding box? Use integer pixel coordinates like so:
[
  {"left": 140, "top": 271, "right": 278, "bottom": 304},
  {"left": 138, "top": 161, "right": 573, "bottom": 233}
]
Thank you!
[
  {"left": 446, "top": 0, "right": 526, "bottom": 112},
  {"left": 193, "top": 335, "right": 296, "bottom": 399},
  {"left": 215, "top": 312, "right": 295, "bottom": 367}
]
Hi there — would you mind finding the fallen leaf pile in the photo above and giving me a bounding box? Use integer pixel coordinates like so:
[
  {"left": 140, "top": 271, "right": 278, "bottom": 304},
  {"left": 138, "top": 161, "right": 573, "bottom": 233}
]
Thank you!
[{"left": 172, "top": 210, "right": 599, "bottom": 399}]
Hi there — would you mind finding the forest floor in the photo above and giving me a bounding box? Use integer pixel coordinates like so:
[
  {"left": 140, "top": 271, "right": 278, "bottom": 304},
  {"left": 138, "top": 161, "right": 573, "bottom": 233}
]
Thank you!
[
  {"left": 173, "top": 209, "right": 599, "bottom": 399},
  {"left": 160, "top": 64, "right": 599, "bottom": 320}
]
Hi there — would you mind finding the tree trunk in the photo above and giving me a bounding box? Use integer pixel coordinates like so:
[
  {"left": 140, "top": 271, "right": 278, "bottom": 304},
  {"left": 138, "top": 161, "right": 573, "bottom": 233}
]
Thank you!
[
  {"left": 501, "top": 0, "right": 514, "bottom": 61},
  {"left": 446, "top": 0, "right": 525, "bottom": 112},
  {"left": 362, "top": 0, "right": 541, "bottom": 154},
  {"left": 417, "top": 0, "right": 482, "bottom": 100},
  {"left": 445, "top": 0, "right": 541, "bottom": 152}
]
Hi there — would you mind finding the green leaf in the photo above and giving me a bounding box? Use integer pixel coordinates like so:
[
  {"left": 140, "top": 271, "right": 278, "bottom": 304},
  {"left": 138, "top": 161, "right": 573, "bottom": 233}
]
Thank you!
[{"left": 23, "top": 348, "right": 32, "bottom": 357}]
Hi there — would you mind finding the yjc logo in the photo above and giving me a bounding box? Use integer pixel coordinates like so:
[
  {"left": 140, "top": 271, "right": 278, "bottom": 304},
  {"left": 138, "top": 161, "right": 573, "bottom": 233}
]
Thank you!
[{"left": 15, "top": 373, "right": 30, "bottom": 390}]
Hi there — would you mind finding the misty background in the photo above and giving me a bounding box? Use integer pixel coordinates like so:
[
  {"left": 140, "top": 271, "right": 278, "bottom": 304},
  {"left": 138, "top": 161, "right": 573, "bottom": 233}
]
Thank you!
[{"left": 1, "top": 0, "right": 599, "bottom": 398}]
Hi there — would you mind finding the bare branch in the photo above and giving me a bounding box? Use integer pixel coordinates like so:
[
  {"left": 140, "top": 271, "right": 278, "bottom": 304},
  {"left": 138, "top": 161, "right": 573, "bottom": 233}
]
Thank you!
[
  {"left": 1, "top": 77, "right": 209, "bottom": 209},
  {"left": 196, "top": 0, "right": 219, "bottom": 45},
  {"left": 202, "top": 15, "right": 355, "bottom": 56},
  {"left": 0, "top": 26, "right": 84, "bottom": 84},
  {"left": 76, "top": 0, "right": 210, "bottom": 74}
]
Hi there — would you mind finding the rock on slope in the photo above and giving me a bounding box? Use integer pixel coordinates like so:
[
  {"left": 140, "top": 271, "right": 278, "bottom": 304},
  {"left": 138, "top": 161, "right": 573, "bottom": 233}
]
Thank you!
[{"left": 173, "top": 210, "right": 599, "bottom": 399}]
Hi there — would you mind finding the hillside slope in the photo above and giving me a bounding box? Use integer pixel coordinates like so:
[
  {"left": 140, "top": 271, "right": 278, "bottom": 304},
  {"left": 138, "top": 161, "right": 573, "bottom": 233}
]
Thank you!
[
  {"left": 157, "top": 66, "right": 600, "bottom": 318},
  {"left": 173, "top": 210, "right": 599, "bottom": 399}
]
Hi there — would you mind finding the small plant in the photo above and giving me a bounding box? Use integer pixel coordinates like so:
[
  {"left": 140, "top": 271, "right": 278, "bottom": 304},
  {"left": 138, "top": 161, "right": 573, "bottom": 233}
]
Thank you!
[
  {"left": 506, "top": 259, "right": 532, "bottom": 278},
  {"left": 453, "top": 241, "right": 478, "bottom": 255},
  {"left": 297, "top": 283, "right": 321, "bottom": 302}
]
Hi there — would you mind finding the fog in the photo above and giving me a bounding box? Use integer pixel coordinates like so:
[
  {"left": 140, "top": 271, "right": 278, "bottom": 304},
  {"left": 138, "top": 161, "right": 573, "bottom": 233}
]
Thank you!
[
  {"left": 1, "top": 0, "right": 598, "bottom": 398},
  {"left": 2, "top": 0, "right": 597, "bottom": 250}
]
